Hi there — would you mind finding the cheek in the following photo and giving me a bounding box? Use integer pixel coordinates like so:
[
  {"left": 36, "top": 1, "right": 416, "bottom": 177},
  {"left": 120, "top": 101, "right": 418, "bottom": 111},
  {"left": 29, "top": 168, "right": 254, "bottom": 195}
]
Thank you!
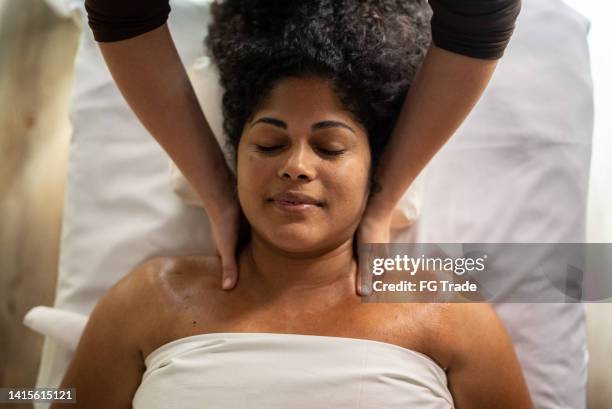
[
  {"left": 323, "top": 156, "right": 370, "bottom": 215},
  {"left": 236, "top": 150, "right": 275, "bottom": 212},
  {"left": 237, "top": 152, "right": 258, "bottom": 205}
]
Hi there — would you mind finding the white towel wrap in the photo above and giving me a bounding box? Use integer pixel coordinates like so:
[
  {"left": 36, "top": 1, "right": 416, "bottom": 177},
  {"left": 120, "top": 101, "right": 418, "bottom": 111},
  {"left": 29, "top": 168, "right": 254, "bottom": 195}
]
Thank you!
[{"left": 133, "top": 332, "right": 454, "bottom": 409}]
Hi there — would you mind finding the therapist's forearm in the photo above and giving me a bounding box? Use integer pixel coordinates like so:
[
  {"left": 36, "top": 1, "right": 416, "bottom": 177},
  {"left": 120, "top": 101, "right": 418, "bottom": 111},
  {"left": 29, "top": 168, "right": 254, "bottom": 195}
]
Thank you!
[
  {"left": 366, "top": 45, "right": 498, "bottom": 217},
  {"left": 97, "top": 23, "right": 234, "bottom": 217}
]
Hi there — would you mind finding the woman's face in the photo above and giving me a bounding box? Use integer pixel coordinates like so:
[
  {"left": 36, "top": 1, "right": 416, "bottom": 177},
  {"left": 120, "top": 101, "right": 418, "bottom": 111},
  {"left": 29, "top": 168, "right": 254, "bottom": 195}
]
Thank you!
[{"left": 236, "top": 76, "right": 372, "bottom": 254}]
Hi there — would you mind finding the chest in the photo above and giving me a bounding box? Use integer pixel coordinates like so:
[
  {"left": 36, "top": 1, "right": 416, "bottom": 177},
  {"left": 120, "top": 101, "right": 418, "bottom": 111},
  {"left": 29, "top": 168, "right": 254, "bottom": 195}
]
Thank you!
[{"left": 142, "top": 295, "right": 442, "bottom": 367}]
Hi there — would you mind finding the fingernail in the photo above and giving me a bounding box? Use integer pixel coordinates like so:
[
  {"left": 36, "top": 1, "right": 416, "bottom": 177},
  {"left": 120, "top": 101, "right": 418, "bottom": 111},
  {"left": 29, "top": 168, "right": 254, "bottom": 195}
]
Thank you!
[
  {"left": 222, "top": 276, "right": 234, "bottom": 289},
  {"left": 361, "top": 284, "right": 371, "bottom": 296}
]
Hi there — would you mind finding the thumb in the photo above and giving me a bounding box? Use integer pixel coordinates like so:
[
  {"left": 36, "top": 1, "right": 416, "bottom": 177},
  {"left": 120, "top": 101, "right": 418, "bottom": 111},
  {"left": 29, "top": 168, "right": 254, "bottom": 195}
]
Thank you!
[
  {"left": 355, "top": 230, "right": 373, "bottom": 297},
  {"left": 218, "top": 244, "right": 239, "bottom": 290}
]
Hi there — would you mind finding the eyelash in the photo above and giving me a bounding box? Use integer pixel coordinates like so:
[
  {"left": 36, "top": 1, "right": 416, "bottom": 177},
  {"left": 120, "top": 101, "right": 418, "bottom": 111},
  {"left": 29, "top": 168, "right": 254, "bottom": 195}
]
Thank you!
[{"left": 255, "top": 145, "right": 347, "bottom": 157}]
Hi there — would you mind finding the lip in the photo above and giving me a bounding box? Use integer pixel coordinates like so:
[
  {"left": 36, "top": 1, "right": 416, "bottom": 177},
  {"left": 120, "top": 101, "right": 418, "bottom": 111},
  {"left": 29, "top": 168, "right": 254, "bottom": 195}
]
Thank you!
[{"left": 269, "top": 191, "right": 323, "bottom": 213}]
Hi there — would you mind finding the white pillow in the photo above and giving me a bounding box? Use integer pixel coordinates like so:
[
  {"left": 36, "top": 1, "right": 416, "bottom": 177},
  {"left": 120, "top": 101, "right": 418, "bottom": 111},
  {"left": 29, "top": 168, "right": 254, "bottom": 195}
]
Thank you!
[{"left": 23, "top": 307, "right": 87, "bottom": 352}]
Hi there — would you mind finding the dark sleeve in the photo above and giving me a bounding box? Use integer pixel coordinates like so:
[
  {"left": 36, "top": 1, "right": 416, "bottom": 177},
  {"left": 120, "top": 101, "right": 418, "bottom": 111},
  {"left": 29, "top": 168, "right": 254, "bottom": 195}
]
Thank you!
[
  {"left": 428, "top": 0, "right": 522, "bottom": 59},
  {"left": 85, "top": 0, "right": 171, "bottom": 42}
]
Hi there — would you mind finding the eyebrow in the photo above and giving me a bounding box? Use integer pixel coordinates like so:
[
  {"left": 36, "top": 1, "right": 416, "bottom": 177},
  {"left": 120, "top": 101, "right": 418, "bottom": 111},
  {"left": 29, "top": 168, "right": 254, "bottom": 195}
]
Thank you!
[{"left": 250, "top": 117, "right": 356, "bottom": 134}]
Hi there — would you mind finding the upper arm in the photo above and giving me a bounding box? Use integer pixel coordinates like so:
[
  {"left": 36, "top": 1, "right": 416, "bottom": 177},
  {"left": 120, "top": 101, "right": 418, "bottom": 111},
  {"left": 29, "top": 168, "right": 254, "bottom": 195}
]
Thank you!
[
  {"left": 50, "top": 263, "right": 156, "bottom": 409},
  {"left": 444, "top": 304, "right": 533, "bottom": 409}
]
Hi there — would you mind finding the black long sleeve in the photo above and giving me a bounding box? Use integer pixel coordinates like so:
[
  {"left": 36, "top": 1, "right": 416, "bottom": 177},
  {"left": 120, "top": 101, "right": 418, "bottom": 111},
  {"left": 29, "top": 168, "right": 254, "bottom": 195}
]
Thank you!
[
  {"left": 85, "top": 0, "right": 520, "bottom": 59},
  {"left": 85, "top": 0, "right": 170, "bottom": 43},
  {"left": 429, "top": 0, "right": 521, "bottom": 59}
]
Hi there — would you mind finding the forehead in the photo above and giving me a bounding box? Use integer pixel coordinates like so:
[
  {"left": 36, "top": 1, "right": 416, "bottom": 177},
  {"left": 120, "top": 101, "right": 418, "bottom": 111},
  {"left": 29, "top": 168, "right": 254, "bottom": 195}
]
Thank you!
[{"left": 251, "top": 76, "right": 361, "bottom": 129}]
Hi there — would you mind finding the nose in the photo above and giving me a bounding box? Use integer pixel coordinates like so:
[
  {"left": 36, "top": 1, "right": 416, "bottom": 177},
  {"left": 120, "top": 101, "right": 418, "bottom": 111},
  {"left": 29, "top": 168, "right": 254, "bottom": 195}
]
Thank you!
[{"left": 277, "top": 144, "right": 316, "bottom": 181}]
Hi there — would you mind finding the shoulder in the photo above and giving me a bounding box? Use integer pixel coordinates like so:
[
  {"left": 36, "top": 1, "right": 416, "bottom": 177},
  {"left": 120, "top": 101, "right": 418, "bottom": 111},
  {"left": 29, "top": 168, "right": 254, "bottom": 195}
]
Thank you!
[
  {"left": 93, "top": 256, "right": 223, "bottom": 333},
  {"left": 55, "top": 257, "right": 219, "bottom": 407},
  {"left": 128, "top": 255, "right": 222, "bottom": 291},
  {"left": 427, "top": 303, "right": 505, "bottom": 363},
  {"left": 125, "top": 255, "right": 223, "bottom": 311},
  {"left": 108, "top": 255, "right": 223, "bottom": 353},
  {"left": 413, "top": 303, "right": 507, "bottom": 370},
  {"left": 430, "top": 303, "right": 533, "bottom": 409},
  {"left": 54, "top": 256, "right": 221, "bottom": 407}
]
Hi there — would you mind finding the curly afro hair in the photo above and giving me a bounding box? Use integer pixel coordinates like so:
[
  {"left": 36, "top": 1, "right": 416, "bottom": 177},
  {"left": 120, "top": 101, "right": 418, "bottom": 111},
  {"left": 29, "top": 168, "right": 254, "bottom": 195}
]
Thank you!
[{"left": 206, "top": 0, "right": 432, "bottom": 174}]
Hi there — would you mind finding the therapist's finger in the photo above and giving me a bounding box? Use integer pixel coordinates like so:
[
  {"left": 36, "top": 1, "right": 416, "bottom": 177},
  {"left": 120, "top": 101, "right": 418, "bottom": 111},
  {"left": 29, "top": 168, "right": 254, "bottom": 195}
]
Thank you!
[
  {"left": 355, "top": 212, "right": 393, "bottom": 297},
  {"left": 355, "top": 227, "right": 377, "bottom": 297},
  {"left": 355, "top": 248, "right": 373, "bottom": 297},
  {"left": 208, "top": 203, "right": 241, "bottom": 290},
  {"left": 217, "top": 220, "right": 239, "bottom": 290},
  {"left": 220, "top": 249, "right": 239, "bottom": 290}
]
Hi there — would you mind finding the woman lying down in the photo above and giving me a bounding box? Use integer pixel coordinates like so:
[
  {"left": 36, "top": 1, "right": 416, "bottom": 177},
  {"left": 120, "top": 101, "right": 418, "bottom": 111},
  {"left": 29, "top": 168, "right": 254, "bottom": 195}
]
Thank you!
[{"left": 53, "top": 1, "right": 533, "bottom": 408}]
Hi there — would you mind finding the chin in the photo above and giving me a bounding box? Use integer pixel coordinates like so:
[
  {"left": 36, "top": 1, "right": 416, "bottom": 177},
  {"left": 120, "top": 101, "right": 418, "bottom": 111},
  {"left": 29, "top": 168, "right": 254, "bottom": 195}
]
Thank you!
[{"left": 255, "top": 225, "right": 327, "bottom": 254}]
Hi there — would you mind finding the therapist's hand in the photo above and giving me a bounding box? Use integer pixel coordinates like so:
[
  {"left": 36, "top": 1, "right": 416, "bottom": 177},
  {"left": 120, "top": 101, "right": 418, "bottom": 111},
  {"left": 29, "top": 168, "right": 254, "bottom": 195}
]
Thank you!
[
  {"left": 355, "top": 199, "right": 415, "bottom": 296},
  {"left": 207, "top": 197, "right": 241, "bottom": 291},
  {"left": 354, "top": 209, "right": 393, "bottom": 296}
]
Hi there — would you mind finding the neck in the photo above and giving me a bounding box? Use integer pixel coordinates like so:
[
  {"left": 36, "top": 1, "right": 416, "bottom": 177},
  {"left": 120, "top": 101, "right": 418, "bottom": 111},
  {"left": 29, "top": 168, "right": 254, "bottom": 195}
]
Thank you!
[{"left": 239, "top": 232, "right": 358, "bottom": 302}]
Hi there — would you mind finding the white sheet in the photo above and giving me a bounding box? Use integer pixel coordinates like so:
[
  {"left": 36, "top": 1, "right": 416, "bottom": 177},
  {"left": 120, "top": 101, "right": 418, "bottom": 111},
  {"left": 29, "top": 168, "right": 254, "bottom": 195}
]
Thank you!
[{"left": 132, "top": 333, "right": 453, "bottom": 409}]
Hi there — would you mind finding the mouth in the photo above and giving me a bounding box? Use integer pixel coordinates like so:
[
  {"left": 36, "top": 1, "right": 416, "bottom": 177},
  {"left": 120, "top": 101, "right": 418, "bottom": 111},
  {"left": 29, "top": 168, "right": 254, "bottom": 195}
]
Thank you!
[
  {"left": 269, "top": 200, "right": 322, "bottom": 212},
  {"left": 268, "top": 191, "right": 324, "bottom": 213}
]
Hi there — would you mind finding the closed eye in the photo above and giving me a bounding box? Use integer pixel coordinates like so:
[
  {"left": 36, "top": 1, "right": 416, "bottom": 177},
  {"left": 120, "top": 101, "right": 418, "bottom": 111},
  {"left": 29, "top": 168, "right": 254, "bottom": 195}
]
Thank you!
[
  {"left": 317, "top": 148, "right": 347, "bottom": 156},
  {"left": 254, "top": 144, "right": 346, "bottom": 157},
  {"left": 255, "top": 145, "right": 284, "bottom": 152}
]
